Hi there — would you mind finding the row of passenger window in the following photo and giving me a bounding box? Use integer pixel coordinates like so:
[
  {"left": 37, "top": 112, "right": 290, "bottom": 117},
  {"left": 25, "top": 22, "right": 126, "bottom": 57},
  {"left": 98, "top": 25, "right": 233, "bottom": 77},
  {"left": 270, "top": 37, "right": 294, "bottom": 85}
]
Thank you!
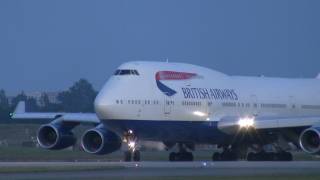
[
  {"left": 222, "top": 102, "right": 287, "bottom": 109},
  {"left": 115, "top": 99, "right": 320, "bottom": 110},
  {"left": 182, "top": 101, "right": 202, "bottom": 106},
  {"left": 116, "top": 99, "right": 159, "bottom": 105},
  {"left": 222, "top": 102, "right": 252, "bottom": 108},
  {"left": 222, "top": 102, "right": 320, "bottom": 110}
]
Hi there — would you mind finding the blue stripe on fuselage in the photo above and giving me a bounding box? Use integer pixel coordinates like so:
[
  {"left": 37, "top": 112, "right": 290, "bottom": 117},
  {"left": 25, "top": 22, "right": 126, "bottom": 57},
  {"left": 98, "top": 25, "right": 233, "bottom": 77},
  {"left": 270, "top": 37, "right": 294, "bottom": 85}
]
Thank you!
[
  {"left": 103, "top": 120, "right": 231, "bottom": 144},
  {"left": 156, "top": 81, "right": 177, "bottom": 96}
]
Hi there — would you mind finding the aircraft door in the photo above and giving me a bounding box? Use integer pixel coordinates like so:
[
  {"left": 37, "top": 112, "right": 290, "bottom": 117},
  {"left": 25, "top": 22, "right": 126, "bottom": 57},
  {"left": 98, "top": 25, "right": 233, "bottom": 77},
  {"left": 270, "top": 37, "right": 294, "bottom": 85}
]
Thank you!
[
  {"left": 164, "top": 95, "right": 174, "bottom": 118},
  {"left": 250, "top": 95, "right": 259, "bottom": 116}
]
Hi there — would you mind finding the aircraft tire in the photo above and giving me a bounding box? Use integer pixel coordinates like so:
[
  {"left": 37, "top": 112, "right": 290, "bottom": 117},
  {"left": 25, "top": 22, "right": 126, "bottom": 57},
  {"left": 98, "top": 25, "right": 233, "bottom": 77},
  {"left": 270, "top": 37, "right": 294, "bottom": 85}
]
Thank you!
[
  {"left": 124, "top": 151, "right": 132, "bottom": 162},
  {"left": 169, "top": 152, "right": 177, "bottom": 161},
  {"left": 133, "top": 150, "right": 141, "bottom": 162}
]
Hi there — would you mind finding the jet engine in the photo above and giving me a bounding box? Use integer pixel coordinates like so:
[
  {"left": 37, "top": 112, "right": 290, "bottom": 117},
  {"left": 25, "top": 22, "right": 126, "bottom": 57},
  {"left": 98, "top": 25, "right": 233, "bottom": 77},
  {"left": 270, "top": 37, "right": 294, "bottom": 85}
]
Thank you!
[
  {"left": 81, "top": 127, "right": 122, "bottom": 155},
  {"left": 299, "top": 127, "right": 320, "bottom": 154},
  {"left": 37, "top": 124, "right": 76, "bottom": 150}
]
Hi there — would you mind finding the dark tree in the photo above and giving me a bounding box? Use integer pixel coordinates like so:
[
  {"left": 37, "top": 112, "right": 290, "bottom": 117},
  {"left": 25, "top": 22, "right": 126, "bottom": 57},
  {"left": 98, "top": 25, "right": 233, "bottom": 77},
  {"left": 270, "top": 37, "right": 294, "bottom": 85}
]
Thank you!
[
  {"left": 39, "top": 93, "right": 63, "bottom": 112},
  {"left": 0, "top": 89, "right": 10, "bottom": 122},
  {"left": 57, "top": 79, "right": 97, "bottom": 112},
  {"left": 39, "top": 93, "right": 50, "bottom": 107}
]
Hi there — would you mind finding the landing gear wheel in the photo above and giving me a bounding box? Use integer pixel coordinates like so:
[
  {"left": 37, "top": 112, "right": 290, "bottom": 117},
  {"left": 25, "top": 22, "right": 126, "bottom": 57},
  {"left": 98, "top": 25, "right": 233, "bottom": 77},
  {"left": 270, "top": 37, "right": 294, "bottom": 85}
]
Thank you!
[
  {"left": 212, "top": 148, "right": 238, "bottom": 161},
  {"left": 133, "top": 150, "right": 141, "bottom": 162},
  {"left": 169, "top": 152, "right": 177, "bottom": 161},
  {"left": 124, "top": 151, "right": 132, "bottom": 162},
  {"left": 182, "top": 152, "right": 194, "bottom": 161}
]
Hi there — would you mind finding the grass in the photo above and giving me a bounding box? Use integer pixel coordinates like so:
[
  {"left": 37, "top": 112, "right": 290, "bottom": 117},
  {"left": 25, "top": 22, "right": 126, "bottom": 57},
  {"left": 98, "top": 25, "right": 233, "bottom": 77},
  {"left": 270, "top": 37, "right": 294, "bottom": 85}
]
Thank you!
[
  {"left": 0, "top": 146, "right": 318, "bottom": 162},
  {"left": 0, "top": 166, "right": 123, "bottom": 174}
]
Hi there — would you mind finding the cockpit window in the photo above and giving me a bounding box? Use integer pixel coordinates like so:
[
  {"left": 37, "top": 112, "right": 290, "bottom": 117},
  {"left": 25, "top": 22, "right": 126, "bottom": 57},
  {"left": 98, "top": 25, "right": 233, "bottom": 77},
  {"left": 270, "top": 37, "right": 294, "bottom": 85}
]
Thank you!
[{"left": 114, "top": 69, "right": 140, "bottom": 76}]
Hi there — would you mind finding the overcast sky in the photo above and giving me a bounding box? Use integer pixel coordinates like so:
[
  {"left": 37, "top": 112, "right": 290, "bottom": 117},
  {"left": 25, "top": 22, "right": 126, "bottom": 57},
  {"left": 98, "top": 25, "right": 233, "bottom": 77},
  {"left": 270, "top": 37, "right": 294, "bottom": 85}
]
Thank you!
[{"left": 1, "top": 0, "right": 320, "bottom": 95}]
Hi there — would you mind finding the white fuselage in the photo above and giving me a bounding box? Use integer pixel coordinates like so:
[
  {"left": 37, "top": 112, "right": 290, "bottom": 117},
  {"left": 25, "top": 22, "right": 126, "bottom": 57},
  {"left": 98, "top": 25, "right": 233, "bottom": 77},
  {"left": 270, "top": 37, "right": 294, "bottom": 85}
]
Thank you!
[{"left": 95, "top": 61, "right": 320, "bottom": 124}]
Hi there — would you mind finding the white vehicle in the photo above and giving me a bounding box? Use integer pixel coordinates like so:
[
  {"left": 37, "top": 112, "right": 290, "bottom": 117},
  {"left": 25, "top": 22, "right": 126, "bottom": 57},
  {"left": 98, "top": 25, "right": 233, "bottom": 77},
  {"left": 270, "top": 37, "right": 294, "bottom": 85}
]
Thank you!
[{"left": 12, "top": 61, "right": 320, "bottom": 161}]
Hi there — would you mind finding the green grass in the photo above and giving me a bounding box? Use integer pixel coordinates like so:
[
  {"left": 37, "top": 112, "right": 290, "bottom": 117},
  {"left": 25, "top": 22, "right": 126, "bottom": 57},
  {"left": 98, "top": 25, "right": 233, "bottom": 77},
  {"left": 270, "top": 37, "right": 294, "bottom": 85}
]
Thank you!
[
  {"left": 0, "top": 146, "right": 318, "bottom": 161},
  {"left": 0, "top": 166, "right": 123, "bottom": 174}
]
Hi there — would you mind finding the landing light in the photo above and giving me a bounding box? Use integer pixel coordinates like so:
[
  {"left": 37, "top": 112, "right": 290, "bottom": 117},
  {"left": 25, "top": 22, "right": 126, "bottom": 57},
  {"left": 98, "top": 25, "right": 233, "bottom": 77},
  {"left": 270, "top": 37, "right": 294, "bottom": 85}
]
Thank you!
[
  {"left": 128, "top": 141, "right": 136, "bottom": 149},
  {"left": 238, "top": 117, "right": 255, "bottom": 129},
  {"left": 193, "top": 111, "right": 206, "bottom": 117}
]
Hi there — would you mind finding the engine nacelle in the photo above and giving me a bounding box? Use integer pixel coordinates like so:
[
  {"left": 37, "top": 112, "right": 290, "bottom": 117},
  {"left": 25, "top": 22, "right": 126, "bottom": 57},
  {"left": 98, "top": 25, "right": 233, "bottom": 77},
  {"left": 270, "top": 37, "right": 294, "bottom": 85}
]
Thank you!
[
  {"left": 37, "top": 124, "right": 76, "bottom": 150},
  {"left": 299, "top": 127, "right": 320, "bottom": 154},
  {"left": 81, "top": 127, "right": 121, "bottom": 155}
]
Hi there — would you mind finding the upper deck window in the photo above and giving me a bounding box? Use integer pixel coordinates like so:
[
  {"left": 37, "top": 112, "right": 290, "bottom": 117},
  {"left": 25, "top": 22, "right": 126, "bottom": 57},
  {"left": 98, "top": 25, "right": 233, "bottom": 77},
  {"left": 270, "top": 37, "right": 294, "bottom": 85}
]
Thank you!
[{"left": 114, "top": 69, "right": 139, "bottom": 76}]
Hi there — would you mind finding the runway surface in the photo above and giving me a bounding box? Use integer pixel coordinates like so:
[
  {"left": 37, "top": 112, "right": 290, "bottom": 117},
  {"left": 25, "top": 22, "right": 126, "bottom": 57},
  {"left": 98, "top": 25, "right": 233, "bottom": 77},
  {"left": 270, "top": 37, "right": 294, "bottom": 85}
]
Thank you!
[{"left": 0, "top": 161, "right": 320, "bottom": 179}]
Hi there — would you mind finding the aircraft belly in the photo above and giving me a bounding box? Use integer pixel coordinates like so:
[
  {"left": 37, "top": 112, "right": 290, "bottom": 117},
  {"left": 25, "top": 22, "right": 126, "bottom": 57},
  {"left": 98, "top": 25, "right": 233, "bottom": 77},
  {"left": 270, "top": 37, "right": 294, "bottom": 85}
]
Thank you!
[{"left": 103, "top": 119, "right": 229, "bottom": 144}]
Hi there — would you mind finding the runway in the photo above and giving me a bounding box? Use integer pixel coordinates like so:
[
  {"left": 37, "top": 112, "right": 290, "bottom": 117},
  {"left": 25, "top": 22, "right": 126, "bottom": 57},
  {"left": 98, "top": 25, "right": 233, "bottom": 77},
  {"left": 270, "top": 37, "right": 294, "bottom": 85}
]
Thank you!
[{"left": 0, "top": 161, "right": 320, "bottom": 179}]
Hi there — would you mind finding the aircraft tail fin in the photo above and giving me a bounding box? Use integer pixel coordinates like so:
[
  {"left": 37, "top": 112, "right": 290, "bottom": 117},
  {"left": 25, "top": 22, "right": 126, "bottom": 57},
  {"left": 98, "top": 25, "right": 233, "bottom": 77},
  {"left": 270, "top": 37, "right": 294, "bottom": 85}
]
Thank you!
[{"left": 14, "top": 101, "right": 25, "bottom": 114}]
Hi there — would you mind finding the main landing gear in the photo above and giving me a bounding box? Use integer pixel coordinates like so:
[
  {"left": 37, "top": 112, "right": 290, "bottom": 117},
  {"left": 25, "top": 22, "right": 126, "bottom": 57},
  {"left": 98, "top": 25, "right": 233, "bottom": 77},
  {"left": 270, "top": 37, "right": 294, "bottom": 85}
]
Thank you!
[
  {"left": 123, "top": 130, "right": 141, "bottom": 162},
  {"left": 212, "top": 146, "right": 239, "bottom": 161},
  {"left": 169, "top": 143, "right": 194, "bottom": 161},
  {"left": 212, "top": 146, "right": 293, "bottom": 161}
]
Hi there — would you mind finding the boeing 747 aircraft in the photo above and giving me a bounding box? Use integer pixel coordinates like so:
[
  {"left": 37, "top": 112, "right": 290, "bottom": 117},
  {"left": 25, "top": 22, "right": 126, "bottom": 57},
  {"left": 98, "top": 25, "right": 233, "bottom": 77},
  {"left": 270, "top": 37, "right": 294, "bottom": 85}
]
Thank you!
[{"left": 12, "top": 61, "right": 320, "bottom": 161}]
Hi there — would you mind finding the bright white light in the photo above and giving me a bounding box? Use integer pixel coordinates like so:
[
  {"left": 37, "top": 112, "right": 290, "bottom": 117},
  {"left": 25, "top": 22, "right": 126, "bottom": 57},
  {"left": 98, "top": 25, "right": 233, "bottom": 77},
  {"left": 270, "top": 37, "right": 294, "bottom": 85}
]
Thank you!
[
  {"left": 193, "top": 111, "right": 206, "bottom": 117},
  {"left": 128, "top": 141, "right": 136, "bottom": 149},
  {"left": 238, "top": 117, "right": 255, "bottom": 128}
]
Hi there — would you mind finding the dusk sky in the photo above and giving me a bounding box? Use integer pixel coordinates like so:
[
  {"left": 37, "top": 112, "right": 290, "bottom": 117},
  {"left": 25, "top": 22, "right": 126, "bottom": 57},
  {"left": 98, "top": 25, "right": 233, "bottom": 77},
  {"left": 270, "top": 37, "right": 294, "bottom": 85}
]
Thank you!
[{"left": 1, "top": 0, "right": 320, "bottom": 95}]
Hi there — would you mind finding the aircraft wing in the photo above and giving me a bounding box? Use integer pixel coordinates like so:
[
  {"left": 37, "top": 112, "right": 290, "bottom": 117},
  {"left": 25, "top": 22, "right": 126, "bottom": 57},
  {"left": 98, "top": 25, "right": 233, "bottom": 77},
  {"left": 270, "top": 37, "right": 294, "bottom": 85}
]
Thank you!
[
  {"left": 217, "top": 115, "right": 320, "bottom": 134},
  {"left": 11, "top": 101, "right": 100, "bottom": 124}
]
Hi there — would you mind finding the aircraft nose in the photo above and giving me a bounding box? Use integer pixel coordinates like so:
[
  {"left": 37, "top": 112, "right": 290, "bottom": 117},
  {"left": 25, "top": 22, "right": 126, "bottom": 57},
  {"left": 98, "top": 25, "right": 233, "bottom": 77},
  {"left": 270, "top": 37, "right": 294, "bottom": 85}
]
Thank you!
[
  {"left": 94, "top": 77, "right": 121, "bottom": 120},
  {"left": 94, "top": 89, "right": 114, "bottom": 120},
  {"left": 94, "top": 95, "right": 106, "bottom": 119}
]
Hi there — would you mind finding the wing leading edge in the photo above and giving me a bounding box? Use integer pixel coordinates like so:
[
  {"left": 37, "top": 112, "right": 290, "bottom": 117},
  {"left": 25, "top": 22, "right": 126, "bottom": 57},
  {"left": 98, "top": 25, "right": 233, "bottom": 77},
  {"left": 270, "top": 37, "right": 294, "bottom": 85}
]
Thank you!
[{"left": 11, "top": 101, "right": 100, "bottom": 124}]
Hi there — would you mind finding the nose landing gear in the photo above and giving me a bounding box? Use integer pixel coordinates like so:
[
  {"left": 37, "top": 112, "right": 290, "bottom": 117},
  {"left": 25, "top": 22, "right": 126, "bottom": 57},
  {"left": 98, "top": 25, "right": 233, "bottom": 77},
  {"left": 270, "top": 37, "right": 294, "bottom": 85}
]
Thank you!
[{"left": 123, "top": 130, "right": 141, "bottom": 162}]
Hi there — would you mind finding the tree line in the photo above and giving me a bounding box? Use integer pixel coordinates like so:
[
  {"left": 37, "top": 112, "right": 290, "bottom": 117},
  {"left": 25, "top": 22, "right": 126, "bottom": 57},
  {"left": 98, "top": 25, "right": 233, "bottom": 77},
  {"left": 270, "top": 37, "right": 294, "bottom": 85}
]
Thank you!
[{"left": 0, "top": 79, "right": 97, "bottom": 123}]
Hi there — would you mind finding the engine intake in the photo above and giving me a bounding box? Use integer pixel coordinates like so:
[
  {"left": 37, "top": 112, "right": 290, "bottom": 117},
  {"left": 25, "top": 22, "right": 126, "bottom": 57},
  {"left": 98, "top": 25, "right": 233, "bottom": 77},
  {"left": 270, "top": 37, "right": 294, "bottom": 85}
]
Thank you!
[
  {"left": 37, "top": 124, "right": 76, "bottom": 150},
  {"left": 299, "top": 127, "right": 320, "bottom": 154},
  {"left": 81, "top": 127, "right": 121, "bottom": 155}
]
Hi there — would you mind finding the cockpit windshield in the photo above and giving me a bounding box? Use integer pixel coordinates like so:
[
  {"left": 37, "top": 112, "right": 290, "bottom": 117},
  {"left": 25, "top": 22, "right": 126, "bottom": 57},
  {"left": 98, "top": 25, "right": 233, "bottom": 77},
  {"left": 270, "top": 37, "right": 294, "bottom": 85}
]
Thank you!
[{"left": 114, "top": 69, "right": 140, "bottom": 76}]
